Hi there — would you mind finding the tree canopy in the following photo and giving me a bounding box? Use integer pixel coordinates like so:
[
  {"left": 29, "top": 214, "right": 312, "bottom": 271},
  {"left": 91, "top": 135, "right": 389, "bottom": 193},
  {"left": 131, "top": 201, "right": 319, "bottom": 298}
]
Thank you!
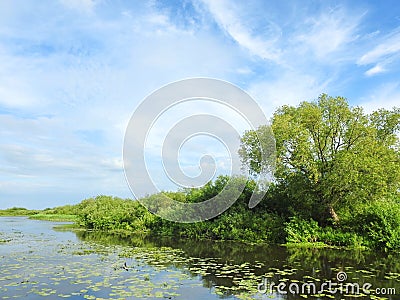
[{"left": 239, "top": 94, "right": 400, "bottom": 224}]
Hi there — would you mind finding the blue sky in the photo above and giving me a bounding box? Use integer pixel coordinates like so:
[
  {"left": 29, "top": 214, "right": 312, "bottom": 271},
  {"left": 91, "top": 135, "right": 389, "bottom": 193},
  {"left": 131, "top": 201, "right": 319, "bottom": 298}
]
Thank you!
[{"left": 0, "top": 0, "right": 399, "bottom": 208}]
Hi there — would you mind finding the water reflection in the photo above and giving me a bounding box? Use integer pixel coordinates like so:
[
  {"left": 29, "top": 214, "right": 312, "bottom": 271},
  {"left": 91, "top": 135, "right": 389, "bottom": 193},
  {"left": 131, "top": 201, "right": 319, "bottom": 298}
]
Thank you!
[
  {"left": 1, "top": 217, "right": 399, "bottom": 299},
  {"left": 75, "top": 230, "right": 400, "bottom": 299}
]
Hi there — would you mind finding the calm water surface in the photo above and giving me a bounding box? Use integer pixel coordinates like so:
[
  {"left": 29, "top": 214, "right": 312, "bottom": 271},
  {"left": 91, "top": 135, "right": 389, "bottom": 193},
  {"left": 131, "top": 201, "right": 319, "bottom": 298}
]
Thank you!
[{"left": 1, "top": 217, "right": 399, "bottom": 299}]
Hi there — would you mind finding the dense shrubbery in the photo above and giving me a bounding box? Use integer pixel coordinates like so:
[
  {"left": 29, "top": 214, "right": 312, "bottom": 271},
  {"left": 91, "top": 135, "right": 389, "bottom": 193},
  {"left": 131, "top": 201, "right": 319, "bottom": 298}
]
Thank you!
[
  {"left": 4, "top": 176, "right": 398, "bottom": 250},
  {"left": 347, "top": 201, "right": 400, "bottom": 250},
  {"left": 74, "top": 178, "right": 285, "bottom": 244},
  {"left": 69, "top": 175, "right": 400, "bottom": 251},
  {"left": 42, "top": 204, "right": 81, "bottom": 216},
  {"left": 284, "top": 217, "right": 364, "bottom": 248},
  {"left": 77, "top": 196, "right": 156, "bottom": 233}
]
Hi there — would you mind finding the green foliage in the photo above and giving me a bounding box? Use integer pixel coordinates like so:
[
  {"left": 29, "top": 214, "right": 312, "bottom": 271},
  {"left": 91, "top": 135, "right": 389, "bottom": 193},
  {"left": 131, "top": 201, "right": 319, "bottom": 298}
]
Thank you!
[
  {"left": 238, "top": 125, "right": 276, "bottom": 175},
  {"left": 77, "top": 195, "right": 156, "bottom": 232},
  {"left": 144, "top": 176, "right": 285, "bottom": 244},
  {"left": 176, "top": 208, "right": 284, "bottom": 244},
  {"left": 318, "top": 227, "right": 364, "bottom": 248},
  {"left": 285, "top": 217, "right": 320, "bottom": 243},
  {"left": 0, "top": 205, "right": 80, "bottom": 222},
  {"left": 349, "top": 202, "right": 400, "bottom": 251},
  {"left": 284, "top": 217, "right": 365, "bottom": 248},
  {"left": 0, "top": 207, "right": 39, "bottom": 216},
  {"left": 240, "top": 94, "right": 400, "bottom": 226},
  {"left": 42, "top": 204, "right": 81, "bottom": 216},
  {"left": 29, "top": 214, "right": 78, "bottom": 222},
  {"left": 68, "top": 177, "right": 285, "bottom": 244}
]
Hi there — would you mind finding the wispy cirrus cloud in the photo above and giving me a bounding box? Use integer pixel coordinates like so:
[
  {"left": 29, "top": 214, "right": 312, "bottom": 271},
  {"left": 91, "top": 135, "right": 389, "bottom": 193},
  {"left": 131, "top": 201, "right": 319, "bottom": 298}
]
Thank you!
[
  {"left": 198, "top": 1, "right": 365, "bottom": 117},
  {"left": 295, "top": 7, "right": 365, "bottom": 61},
  {"left": 358, "top": 29, "right": 400, "bottom": 76},
  {"left": 364, "top": 64, "right": 386, "bottom": 76},
  {"left": 200, "top": 0, "right": 282, "bottom": 62},
  {"left": 199, "top": 1, "right": 365, "bottom": 67},
  {"left": 1, "top": 0, "right": 399, "bottom": 208}
]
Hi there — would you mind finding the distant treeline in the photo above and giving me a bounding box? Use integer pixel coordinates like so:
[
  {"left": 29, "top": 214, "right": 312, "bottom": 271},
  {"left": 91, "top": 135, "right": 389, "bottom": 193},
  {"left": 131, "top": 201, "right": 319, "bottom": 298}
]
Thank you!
[{"left": 0, "top": 206, "right": 78, "bottom": 221}]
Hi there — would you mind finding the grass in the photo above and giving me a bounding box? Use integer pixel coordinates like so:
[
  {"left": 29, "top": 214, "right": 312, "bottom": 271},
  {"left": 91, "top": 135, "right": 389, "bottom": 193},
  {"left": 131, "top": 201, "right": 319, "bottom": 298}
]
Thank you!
[{"left": 28, "top": 214, "right": 78, "bottom": 222}]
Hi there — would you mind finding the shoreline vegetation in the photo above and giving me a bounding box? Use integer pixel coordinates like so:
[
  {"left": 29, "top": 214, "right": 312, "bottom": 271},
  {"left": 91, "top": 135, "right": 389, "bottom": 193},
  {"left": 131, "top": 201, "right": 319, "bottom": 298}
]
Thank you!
[
  {"left": 1, "top": 95, "right": 399, "bottom": 252},
  {"left": 0, "top": 207, "right": 78, "bottom": 222},
  {"left": 1, "top": 184, "right": 399, "bottom": 252}
]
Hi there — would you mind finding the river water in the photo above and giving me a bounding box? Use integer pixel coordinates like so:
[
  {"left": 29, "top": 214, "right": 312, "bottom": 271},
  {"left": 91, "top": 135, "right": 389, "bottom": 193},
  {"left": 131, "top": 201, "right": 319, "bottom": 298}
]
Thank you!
[{"left": 0, "top": 217, "right": 399, "bottom": 299}]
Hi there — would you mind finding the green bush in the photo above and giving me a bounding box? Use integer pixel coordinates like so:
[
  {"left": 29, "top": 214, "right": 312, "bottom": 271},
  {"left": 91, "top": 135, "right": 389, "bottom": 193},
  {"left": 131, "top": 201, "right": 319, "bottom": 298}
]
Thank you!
[
  {"left": 350, "top": 201, "right": 400, "bottom": 250},
  {"left": 284, "top": 217, "right": 365, "bottom": 248},
  {"left": 77, "top": 195, "right": 156, "bottom": 232},
  {"left": 74, "top": 176, "right": 284, "bottom": 245},
  {"left": 284, "top": 217, "right": 320, "bottom": 243},
  {"left": 318, "top": 227, "right": 364, "bottom": 248}
]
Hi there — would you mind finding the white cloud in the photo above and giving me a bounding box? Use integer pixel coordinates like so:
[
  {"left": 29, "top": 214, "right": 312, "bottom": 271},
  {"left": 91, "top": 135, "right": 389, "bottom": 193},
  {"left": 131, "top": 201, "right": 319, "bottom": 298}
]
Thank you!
[
  {"left": 365, "top": 64, "right": 386, "bottom": 76},
  {"left": 295, "top": 7, "right": 364, "bottom": 60},
  {"left": 358, "top": 30, "right": 400, "bottom": 64},
  {"left": 200, "top": 0, "right": 282, "bottom": 61},
  {"left": 358, "top": 29, "right": 400, "bottom": 76}
]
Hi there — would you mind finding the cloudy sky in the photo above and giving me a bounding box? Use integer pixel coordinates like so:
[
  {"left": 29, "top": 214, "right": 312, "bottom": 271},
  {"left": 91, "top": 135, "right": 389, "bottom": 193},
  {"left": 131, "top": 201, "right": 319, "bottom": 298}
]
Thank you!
[{"left": 1, "top": 0, "right": 399, "bottom": 208}]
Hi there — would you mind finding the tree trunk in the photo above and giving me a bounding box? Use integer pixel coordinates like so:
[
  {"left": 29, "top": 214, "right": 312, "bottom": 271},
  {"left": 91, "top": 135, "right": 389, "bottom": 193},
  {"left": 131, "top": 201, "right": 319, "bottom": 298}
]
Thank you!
[{"left": 328, "top": 204, "right": 339, "bottom": 223}]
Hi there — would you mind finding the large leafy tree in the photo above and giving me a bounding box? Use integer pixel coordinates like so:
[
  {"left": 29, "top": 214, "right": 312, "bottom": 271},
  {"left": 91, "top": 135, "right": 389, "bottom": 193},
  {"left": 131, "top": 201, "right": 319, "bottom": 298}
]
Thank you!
[{"left": 240, "top": 94, "right": 400, "bottom": 224}]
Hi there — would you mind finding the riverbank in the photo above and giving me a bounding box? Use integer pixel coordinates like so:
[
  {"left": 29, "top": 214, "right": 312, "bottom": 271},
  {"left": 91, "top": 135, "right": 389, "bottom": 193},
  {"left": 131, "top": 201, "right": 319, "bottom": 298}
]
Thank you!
[
  {"left": 73, "top": 193, "right": 400, "bottom": 252},
  {"left": 2, "top": 185, "right": 400, "bottom": 252}
]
